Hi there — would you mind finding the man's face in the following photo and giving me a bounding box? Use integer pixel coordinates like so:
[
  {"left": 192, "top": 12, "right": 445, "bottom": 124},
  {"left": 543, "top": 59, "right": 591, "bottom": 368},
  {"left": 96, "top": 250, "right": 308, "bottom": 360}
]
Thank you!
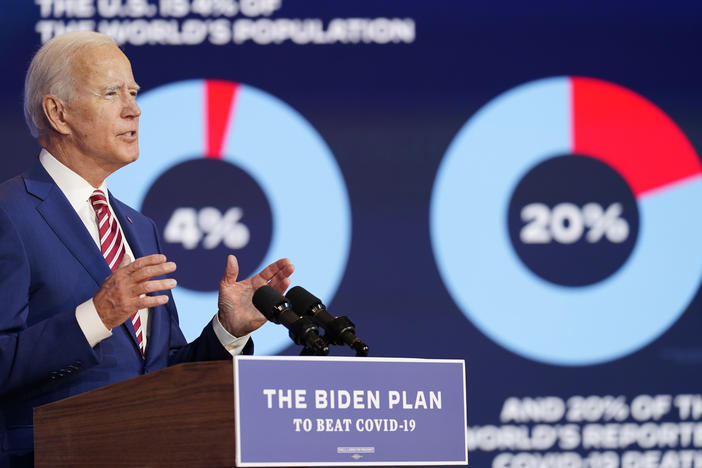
[{"left": 62, "top": 44, "right": 141, "bottom": 175}]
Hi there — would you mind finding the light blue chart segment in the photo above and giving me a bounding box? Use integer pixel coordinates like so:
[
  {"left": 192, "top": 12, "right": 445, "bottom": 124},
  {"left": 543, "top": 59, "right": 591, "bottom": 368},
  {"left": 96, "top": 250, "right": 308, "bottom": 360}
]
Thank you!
[
  {"left": 430, "top": 76, "right": 702, "bottom": 366},
  {"left": 109, "top": 80, "right": 351, "bottom": 355}
]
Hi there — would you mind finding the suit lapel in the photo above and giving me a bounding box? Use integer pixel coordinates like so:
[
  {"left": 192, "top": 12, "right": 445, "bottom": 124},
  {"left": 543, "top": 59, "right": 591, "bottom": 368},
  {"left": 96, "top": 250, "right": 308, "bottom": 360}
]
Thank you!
[
  {"left": 110, "top": 196, "right": 146, "bottom": 260},
  {"left": 25, "top": 163, "right": 112, "bottom": 288}
]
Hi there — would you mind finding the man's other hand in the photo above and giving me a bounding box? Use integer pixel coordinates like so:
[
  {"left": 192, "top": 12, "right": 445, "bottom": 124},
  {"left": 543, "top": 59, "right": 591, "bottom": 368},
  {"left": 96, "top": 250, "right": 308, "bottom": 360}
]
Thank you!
[
  {"left": 218, "top": 255, "right": 294, "bottom": 337},
  {"left": 94, "top": 254, "right": 177, "bottom": 329}
]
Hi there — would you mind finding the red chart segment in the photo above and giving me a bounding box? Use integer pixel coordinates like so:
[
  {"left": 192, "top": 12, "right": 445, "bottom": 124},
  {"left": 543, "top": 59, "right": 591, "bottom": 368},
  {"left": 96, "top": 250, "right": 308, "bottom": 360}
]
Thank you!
[
  {"left": 571, "top": 76, "right": 702, "bottom": 197},
  {"left": 205, "top": 80, "right": 239, "bottom": 159}
]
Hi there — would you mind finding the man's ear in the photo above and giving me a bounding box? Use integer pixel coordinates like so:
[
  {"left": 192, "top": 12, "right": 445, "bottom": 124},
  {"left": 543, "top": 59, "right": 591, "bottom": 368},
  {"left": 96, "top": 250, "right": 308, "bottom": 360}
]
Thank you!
[{"left": 42, "top": 94, "right": 71, "bottom": 136}]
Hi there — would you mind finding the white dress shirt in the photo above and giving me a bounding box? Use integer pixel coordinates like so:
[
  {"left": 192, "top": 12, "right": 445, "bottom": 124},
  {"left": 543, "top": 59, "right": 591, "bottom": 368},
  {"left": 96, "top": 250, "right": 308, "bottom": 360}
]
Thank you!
[{"left": 39, "top": 149, "right": 250, "bottom": 356}]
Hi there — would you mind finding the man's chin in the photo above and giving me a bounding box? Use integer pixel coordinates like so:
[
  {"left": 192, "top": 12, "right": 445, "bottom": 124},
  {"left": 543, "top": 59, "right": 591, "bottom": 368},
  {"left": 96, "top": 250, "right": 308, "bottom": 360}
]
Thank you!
[
  {"left": 112, "top": 152, "right": 139, "bottom": 172},
  {"left": 124, "top": 150, "right": 139, "bottom": 164}
]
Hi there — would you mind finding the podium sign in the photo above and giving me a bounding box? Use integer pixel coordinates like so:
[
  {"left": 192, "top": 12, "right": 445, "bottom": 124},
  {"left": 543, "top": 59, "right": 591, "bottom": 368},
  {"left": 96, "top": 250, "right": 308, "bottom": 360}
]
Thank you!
[{"left": 233, "top": 356, "right": 468, "bottom": 466}]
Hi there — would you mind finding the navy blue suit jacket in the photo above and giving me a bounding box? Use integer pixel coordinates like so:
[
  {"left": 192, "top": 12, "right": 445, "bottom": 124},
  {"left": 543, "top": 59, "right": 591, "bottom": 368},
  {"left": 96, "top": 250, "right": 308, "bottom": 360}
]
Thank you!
[{"left": 0, "top": 161, "right": 252, "bottom": 465}]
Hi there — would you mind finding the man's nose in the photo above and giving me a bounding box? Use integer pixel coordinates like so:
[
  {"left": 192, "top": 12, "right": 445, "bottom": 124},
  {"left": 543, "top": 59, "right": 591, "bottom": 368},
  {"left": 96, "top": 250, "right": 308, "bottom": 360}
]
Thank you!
[{"left": 122, "top": 97, "right": 141, "bottom": 118}]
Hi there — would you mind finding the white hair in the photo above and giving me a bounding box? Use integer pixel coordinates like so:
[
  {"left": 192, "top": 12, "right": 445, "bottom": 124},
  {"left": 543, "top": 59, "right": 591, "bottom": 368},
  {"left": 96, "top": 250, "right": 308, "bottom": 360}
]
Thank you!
[{"left": 24, "top": 31, "right": 117, "bottom": 139}]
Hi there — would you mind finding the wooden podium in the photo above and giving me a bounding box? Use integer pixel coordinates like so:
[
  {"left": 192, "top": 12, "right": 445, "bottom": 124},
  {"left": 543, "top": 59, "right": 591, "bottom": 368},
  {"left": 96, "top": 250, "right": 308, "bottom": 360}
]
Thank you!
[
  {"left": 33, "top": 361, "right": 237, "bottom": 468},
  {"left": 34, "top": 357, "right": 468, "bottom": 467}
]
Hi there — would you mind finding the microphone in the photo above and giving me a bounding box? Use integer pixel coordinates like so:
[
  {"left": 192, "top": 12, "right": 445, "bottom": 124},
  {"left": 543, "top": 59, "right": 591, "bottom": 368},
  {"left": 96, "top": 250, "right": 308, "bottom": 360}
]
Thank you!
[
  {"left": 285, "top": 286, "right": 369, "bottom": 357},
  {"left": 252, "top": 285, "right": 329, "bottom": 355}
]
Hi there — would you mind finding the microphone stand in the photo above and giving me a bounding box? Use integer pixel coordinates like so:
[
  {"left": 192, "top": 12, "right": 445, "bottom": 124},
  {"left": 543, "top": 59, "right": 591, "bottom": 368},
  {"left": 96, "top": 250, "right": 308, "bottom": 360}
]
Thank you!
[
  {"left": 299, "top": 336, "right": 331, "bottom": 356},
  {"left": 323, "top": 315, "right": 369, "bottom": 357},
  {"left": 298, "top": 318, "right": 369, "bottom": 357}
]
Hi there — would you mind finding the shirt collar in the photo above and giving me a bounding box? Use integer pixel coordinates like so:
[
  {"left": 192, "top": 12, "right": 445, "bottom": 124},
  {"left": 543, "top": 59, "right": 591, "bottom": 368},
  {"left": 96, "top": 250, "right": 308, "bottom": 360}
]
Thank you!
[{"left": 39, "top": 148, "right": 109, "bottom": 211}]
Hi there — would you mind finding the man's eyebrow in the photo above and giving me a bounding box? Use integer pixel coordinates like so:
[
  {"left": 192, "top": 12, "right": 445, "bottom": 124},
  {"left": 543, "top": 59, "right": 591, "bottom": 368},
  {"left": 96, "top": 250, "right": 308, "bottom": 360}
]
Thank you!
[{"left": 101, "top": 83, "right": 141, "bottom": 92}]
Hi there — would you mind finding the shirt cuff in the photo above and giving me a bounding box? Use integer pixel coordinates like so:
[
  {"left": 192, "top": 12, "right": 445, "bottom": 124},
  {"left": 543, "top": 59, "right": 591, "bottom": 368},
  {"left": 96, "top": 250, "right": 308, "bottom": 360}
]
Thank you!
[
  {"left": 212, "top": 313, "right": 251, "bottom": 356},
  {"left": 75, "top": 298, "right": 112, "bottom": 348}
]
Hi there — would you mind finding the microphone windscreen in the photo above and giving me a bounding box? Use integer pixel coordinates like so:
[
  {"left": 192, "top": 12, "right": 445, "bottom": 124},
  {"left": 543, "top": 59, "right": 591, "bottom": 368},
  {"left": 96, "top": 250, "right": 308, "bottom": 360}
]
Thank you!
[
  {"left": 253, "top": 285, "right": 286, "bottom": 322},
  {"left": 285, "top": 286, "right": 322, "bottom": 315}
]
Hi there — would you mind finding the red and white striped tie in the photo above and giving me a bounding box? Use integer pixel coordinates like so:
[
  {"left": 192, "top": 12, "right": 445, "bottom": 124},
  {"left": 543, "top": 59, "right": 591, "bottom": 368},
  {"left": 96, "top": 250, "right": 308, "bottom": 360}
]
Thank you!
[{"left": 90, "top": 190, "right": 145, "bottom": 356}]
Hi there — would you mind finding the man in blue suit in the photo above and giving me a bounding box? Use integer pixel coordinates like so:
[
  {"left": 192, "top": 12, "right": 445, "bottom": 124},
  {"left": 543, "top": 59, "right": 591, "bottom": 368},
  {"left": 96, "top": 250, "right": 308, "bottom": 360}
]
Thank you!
[{"left": 0, "top": 31, "right": 294, "bottom": 467}]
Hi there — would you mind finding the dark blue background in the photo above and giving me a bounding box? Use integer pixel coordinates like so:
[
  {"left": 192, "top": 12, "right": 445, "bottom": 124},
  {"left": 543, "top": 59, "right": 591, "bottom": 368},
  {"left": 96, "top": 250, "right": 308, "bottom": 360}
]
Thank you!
[{"left": 2, "top": 2, "right": 701, "bottom": 466}]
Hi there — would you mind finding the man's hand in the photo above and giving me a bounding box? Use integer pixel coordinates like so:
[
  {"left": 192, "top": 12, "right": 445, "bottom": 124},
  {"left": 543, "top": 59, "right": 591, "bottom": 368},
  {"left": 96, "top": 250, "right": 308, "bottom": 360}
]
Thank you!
[
  {"left": 94, "top": 254, "right": 177, "bottom": 329},
  {"left": 218, "top": 255, "right": 294, "bottom": 337}
]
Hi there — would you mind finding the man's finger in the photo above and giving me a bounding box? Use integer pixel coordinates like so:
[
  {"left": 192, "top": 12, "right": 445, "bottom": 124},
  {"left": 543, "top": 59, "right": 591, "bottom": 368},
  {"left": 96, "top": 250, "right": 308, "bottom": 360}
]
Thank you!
[
  {"left": 133, "top": 278, "right": 177, "bottom": 296},
  {"left": 269, "top": 276, "right": 292, "bottom": 295},
  {"left": 267, "top": 263, "right": 295, "bottom": 291},
  {"left": 130, "top": 261, "right": 176, "bottom": 282},
  {"left": 124, "top": 254, "right": 167, "bottom": 273},
  {"left": 267, "top": 258, "right": 292, "bottom": 274},
  {"left": 135, "top": 294, "right": 170, "bottom": 309},
  {"left": 220, "top": 254, "right": 240, "bottom": 286},
  {"left": 255, "top": 258, "right": 293, "bottom": 285}
]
